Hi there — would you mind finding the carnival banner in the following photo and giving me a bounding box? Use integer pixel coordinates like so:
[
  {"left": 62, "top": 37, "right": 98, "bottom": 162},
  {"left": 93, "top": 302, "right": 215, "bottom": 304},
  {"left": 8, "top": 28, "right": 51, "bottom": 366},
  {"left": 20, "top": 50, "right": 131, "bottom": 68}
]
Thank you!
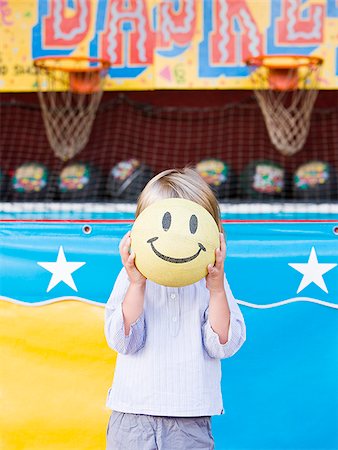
[
  {"left": 1, "top": 218, "right": 338, "bottom": 449},
  {"left": 0, "top": 0, "right": 337, "bottom": 91}
]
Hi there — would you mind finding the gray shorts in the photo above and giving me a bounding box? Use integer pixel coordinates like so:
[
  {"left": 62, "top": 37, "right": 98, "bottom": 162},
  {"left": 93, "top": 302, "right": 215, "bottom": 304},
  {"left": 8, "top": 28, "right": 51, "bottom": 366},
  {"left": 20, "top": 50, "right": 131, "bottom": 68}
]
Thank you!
[{"left": 106, "top": 410, "right": 214, "bottom": 450}]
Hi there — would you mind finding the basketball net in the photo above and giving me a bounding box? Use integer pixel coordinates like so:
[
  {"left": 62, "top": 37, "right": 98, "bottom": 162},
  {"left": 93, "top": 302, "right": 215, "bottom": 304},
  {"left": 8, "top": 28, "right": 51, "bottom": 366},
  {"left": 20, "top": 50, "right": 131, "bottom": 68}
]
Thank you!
[
  {"left": 34, "top": 57, "right": 110, "bottom": 161},
  {"left": 246, "top": 56, "right": 323, "bottom": 156}
]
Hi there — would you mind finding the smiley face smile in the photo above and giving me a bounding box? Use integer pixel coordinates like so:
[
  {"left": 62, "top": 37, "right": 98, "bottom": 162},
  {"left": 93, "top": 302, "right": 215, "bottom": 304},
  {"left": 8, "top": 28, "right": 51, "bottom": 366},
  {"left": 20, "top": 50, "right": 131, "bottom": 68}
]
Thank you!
[
  {"left": 147, "top": 236, "right": 206, "bottom": 264},
  {"left": 131, "top": 198, "right": 220, "bottom": 286}
]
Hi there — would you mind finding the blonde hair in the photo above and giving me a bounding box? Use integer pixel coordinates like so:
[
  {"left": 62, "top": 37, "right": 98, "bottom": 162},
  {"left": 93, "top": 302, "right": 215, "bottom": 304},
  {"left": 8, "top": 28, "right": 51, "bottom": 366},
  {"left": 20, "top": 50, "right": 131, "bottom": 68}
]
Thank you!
[{"left": 136, "top": 168, "right": 222, "bottom": 232}]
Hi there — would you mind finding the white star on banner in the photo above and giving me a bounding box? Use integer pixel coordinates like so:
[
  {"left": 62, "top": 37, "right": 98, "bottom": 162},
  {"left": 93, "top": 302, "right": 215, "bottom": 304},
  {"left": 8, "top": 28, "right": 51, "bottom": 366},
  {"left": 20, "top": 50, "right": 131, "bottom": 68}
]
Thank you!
[
  {"left": 288, "top": 247, "right": 337, "bottom": 294},
  {"left": 37, "top": 246, "right": 86, "bottom": 293}
]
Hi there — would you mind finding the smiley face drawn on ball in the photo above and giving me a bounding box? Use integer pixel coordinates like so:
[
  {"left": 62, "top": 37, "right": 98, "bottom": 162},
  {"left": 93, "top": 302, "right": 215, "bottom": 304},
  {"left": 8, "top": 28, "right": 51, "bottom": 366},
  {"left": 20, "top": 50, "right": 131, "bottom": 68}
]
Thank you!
[
  {"left": 146, "top": 211, "right": 206, "bottom": 264},
  {"left": 131, "top": 198, "right": 220, "bottom": 287}
]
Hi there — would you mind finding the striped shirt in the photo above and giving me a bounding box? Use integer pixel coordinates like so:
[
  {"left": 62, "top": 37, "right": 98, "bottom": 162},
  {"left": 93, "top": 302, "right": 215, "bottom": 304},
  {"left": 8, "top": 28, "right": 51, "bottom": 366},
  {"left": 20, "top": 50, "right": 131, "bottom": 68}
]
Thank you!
[{"left": 105, "top": 267, "right": 246, "bottom": 417}]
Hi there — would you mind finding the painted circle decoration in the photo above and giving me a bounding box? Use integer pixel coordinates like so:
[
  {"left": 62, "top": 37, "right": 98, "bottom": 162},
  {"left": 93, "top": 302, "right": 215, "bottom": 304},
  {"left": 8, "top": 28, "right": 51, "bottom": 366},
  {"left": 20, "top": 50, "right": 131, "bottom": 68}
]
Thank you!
[
  {"left": 240, "top": 160, "right": 285, "bottom": 199},
  {"left": 131, "top": 198, "right": 220, "bottom": 287},
  {"left": 59, "top": 163, "right": 90, "bottom": 192},
  {"left": 196, "top": 158, "right": 236, "bottom": 199},
  {"left": 293, "top": 160, "right": 336, "bottom": 200},
  {"left": 12, "top": 163, "right": 48, "bottom": 193},
  {"left": 106, "top": 159, "right": 153, "bottom": 201},
  {"left": 252, "top": 163, "right": 284, "bottom": 194},
  {"left": 111, "top": 158, "right": 141, "bottom": 181},
  {"left": 294, "top": 161, "right": 329, "bottom": 190},
  {"left": 196, "top": 159, "right": 228, "bottom": 186}
]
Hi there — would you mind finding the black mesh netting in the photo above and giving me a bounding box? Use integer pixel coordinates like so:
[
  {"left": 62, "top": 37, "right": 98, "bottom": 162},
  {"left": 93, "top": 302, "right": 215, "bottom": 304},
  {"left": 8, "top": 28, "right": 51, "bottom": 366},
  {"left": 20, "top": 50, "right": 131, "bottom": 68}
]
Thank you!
[{"left": 0, "top": 92, "right": 337, "bottom": 207}]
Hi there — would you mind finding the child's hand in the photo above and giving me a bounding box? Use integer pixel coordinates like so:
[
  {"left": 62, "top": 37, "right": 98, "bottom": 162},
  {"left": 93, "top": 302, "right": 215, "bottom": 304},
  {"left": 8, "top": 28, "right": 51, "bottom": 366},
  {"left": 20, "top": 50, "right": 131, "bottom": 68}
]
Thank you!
[
  {"left": 206, "top": 233, "right": 226, "bottom": 293},
  {"left": 119, "top": 231, "right": 146, "bottom": 286}
]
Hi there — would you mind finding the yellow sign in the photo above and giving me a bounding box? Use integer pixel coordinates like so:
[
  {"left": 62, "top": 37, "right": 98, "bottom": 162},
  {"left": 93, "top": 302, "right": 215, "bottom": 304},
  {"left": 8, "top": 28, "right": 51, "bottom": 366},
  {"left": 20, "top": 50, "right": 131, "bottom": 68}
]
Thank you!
[{"left": 0, "top": 0, "right": 337, "bottom": 91}]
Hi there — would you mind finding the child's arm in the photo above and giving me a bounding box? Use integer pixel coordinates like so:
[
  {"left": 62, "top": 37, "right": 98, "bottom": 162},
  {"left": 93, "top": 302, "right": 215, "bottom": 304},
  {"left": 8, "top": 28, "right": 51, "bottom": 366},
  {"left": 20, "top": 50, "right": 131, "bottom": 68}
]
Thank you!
[
  {"left": 104, "top": 232, "right": 146, "bottom": 355},
  {"left": 119, "top": 231, "right": 146, "bottom": 335},
  {"left": 206, "top": 233, "right": 230, "bottom": 344},
  {"left": 203, "top": 233, "right": 246, "bottom": 359}
]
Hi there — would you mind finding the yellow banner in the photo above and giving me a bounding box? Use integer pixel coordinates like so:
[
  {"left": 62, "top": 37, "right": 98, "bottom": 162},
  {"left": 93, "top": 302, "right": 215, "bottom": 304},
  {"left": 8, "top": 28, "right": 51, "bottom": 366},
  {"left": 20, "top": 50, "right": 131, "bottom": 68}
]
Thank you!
[
  {"left": 0, "top": 0, "right": 337, "bottom": 91},
  {"left": 0, "top": 300, "right": 114, "bottom": 449}
]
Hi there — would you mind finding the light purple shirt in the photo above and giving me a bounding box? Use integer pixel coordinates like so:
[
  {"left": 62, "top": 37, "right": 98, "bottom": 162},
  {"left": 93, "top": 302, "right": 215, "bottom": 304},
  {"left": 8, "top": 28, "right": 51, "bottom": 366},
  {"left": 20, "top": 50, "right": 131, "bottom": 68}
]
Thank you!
[{"left": 105, "top": 268, "right": 246, "bottom": 417}]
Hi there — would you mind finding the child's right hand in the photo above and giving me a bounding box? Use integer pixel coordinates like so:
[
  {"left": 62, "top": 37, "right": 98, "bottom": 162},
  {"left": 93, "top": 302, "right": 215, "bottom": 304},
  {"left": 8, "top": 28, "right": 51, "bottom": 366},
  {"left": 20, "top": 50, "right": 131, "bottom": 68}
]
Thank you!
[{"left": 119, "top": 231, "right": 146, "bottom": 286}]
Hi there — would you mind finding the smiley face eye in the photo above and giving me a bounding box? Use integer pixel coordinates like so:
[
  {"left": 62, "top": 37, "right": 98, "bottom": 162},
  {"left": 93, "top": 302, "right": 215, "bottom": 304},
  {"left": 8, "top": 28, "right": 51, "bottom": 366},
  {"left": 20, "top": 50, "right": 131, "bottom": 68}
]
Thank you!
[
  {"left": 162, "top": 211, "right": 171, "bottom": 231},
  {"left": 189, "top": 214, "right": 198, "bottom": 234}
]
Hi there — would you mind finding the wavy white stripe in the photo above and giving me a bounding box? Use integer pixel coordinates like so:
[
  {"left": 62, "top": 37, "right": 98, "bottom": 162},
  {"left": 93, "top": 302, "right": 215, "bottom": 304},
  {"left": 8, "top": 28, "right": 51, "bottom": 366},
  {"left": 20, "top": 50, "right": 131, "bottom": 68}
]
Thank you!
[
  {"left": 238, "top": 297, "right": 338, "bottom": 309},
  {"left": 239, "top": 8, "right": 259, "bottom": 56},
  {"left": 218, "top": 0, "right": 229, "bottom": 63},
  {"left": 1, "top": 202, "right": 337, "bottom": 214},
  {"left": 287, "top": 0, "right": 322, "bottom": 40},
  {"left": 217, "top": 2, "right": 260, "bottom": 63},
  {"left": 54, "top": 0, "right": 88, "bottom": 40},
  {"left": 1, "top": 296, "right": 337, "bottom": 310},
  {"left": 136, "top": 0, "right": 147, "bottom": 62},
  {"left": 161, "top": 0, "right": 195, "bottom": 43},
  {"left": 108, "top": 0, "right": 147, "bottom": 63},
  {"left": 0, "top": 295, "right": 104, "bottom": 307}
]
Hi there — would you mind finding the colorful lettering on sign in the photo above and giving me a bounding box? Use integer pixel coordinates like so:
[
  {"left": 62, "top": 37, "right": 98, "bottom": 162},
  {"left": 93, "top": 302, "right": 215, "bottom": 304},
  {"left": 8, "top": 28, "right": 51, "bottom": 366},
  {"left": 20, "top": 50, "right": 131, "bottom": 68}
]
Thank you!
[
  {"left": 267, "top": 0, "right": 324, "bottom": 54},
  {"left": 33, "top": 0, "right": 91, "bottom": 57},
  {"left": 43, "top": 0, "right": 91, "bottom": 47},
  {"left": 30, "top": 0, "right": 338, "bottom": 84},
  {"left": 277, "top": 0, "right": 324, "bottom": 45},
  {"left": 156, "top": 0, "right": 197, "bottom": 56},
  {"left": 209, "top": 0, "right": 262, "bottom": 65},
  {"left": 90, "top": 0, "right": 154, "bottom": 78},
  {"left": 200, "top": 0, "right": 263, "bottom": 77}
]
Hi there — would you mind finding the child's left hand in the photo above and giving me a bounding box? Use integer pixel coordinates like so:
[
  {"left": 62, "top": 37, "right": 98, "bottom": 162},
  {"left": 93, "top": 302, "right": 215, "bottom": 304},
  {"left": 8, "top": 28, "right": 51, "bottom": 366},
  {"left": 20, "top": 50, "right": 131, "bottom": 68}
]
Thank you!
[{"left": 206, "top": 233, "right": 226, "bottom": 293}]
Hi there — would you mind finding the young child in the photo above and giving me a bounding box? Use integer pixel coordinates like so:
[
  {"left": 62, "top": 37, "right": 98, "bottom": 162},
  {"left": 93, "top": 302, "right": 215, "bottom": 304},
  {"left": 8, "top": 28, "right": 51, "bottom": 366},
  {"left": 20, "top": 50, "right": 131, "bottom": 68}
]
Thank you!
[{"left": 105, "top": 168, "right": 246, "bottom": 450}]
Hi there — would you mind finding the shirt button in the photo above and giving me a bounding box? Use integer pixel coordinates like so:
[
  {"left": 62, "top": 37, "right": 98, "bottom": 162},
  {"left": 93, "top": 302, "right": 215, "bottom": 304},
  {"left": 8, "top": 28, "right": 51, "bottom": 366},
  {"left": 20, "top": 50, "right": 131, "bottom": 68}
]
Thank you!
[
  {"left": 170, "top": 293, "right": 176, "bottom": 300},
  {"left": 172, "top": 317, "right": 177, "bottom": 322}
]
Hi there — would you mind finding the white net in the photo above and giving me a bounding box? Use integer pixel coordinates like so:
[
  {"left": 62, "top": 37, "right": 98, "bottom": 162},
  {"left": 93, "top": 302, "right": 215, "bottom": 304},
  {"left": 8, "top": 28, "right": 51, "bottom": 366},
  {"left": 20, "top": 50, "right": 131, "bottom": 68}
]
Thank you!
[
  {"left": 246, "top": 56, "right": 322, "bottom": 156},
  {"left": 34, "top": 57, "right": 109, "bottom": 161},
  {"left": 0, "top": 91, "right": 337, "bottom": 216}
]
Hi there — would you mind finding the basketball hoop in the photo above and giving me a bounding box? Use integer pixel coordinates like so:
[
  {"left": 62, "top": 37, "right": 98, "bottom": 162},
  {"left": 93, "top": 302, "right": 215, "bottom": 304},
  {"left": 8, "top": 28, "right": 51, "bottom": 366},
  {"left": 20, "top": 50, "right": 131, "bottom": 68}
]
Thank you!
[
  {"left": 245, "top": 55, "right": 323, "bottom": 156},
  {"left": 33, "top": 56, "right": 110, "bottom": 161}
]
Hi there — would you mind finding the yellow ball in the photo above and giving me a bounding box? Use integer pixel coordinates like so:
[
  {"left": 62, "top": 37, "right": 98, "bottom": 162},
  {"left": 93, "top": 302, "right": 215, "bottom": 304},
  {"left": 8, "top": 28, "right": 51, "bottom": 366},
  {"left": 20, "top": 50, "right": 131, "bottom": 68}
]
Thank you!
[{"left": 131, "top": 198, "right": 220, "bottom": 287}]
